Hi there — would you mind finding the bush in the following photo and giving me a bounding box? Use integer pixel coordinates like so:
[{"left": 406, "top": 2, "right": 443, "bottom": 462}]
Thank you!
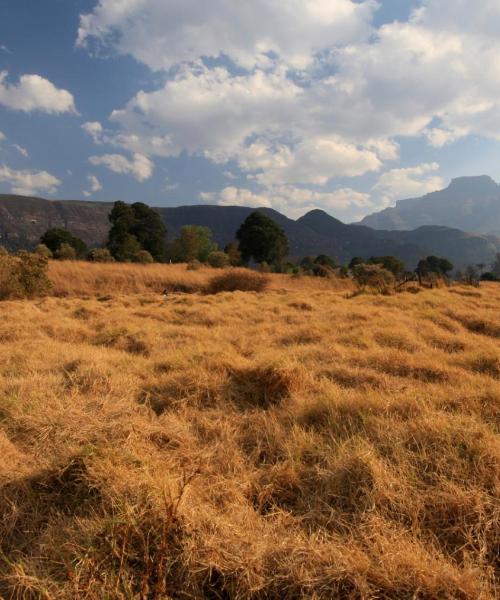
[
  {"left": 35, "top": 244, "right": 53, "bottom": 259},
  {"left": 207, "top": 251, "right": 230, "bottom": 269},
  {"left": 0, "top": 251, "right": 52, "bottom": 300},
  {"left": 56, "top": 243, "right": 77, "bottom": 261},
  {"left": 353, "top": 263, "right": 395, "bottom": 292},
  {"left": 134, "top": 250, "right": 154, "bottom": 264},
  {"left": 88, "top": 248, "right": 115, "bottom": 263},
  {"left": 206, "top": 268, "right": 268, "bottom": 294}
]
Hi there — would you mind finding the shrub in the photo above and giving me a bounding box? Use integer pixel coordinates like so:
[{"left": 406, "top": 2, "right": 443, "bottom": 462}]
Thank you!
[
  {"left": 56, "top": 243, "right": 77, "bottom": 261},
  {"left": 207, "top": 251, "right": 230, "bottom": 269},
  {"left": 134, "top": 250, "right": 154, "bottom": 264},
  {"left": 87, "top": 248, "right": 115, "bottom": 263},
  {"left": 35, "top": 244, "right": 53, "bottom": 259},
  {"left": 0, "top": 251, "right": 52, "bottom": 300},
  {"left": 206, "top": 268, "right": 268, "bottom": 294},
  {"left": 353, "top": 263, "right": 395, "bottom": 292}
]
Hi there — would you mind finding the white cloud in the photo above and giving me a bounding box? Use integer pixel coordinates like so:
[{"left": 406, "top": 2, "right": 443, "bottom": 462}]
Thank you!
[
  {"left": 89, "top": 153, "right": 153, "bottom": 181},
  {"left": 0, "top": 71, "right": 76, "bottom": 114},
  {"left": 203, "top": 185, "right": 374, "bottom": 220},
  {"left": 0, "top": 45, "right": 11, "bottom": 54},
  {"left": 12, "top": 144, "right": 29, "bottom": 158},
  {"left": 0, "top": 164, "right": 61, "bottom": 195},
  {"left": 0, "top": 131, "right": 5, "bottom": 142},
  {"left": 82, "top": 174, "right": 103, "bottom": 197},
  {"left": 372, "top": 163, "right": 444, "bottom": 206},
  {"left": 77, "top": 0, "right": 500, "bottom": 218},
  {"left": 77, "top": 0, "right": 376, "bottom": 70}
]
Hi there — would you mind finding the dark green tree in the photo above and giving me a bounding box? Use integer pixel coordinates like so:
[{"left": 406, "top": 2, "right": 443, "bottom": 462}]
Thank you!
[
  {"left": 236, "top": 211, "right": 288, "bottom": 265},
  {"left": 314, "top": 254, "right": 338, "bottom": 269},
  {"left": 129, "top": 202, "right": 166, "bottom": 261},
  {"left": 348, "top": 256, "right": 365, "bottom": 271},
  {"left": 107, "top": 201, "right": 166, "bottom": 262},
  {"left": 40, "top": 228, "right": 87, "bottom": 258}
]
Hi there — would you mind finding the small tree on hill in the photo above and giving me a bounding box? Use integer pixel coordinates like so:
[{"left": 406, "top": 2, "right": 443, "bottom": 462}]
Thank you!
[
  {"left": 236, "top": 211, "right": 288, "bottom": 266},
  {"left": 353, "top": 263, "right": 395, "bottom": 293}
]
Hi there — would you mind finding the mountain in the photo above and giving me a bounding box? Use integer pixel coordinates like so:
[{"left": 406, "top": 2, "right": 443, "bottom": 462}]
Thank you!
[
  {"left": 360, "top": 175, "right": 500, "bottom": 235},
  {"left": 0, "top": 193, "right": 499, "bottom": 268}
]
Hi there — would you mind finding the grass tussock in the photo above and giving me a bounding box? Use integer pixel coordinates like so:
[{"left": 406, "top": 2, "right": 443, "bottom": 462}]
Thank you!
[{"left": 0, "top": 271, "right": 499, "bottom": 599}]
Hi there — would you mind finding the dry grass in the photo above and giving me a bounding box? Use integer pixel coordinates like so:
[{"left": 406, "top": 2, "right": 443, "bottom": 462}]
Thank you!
[{"left": 0, "top": 263, "right": 499, "bottom": 599}]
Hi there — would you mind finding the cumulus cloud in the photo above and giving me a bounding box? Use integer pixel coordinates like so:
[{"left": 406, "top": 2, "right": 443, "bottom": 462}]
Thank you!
[
  {"left": 0, "top": 71, "right": 76, "bottom": 114},
  {"left": 89, "top": 153, "right": 153, "bottom": 181},
  {"left": 82, "top": 174, "right": 103, "bottom": 197},
  {"left": 0, "top": 164, "right": 61, "bottom": 195},
  {"left": 202, "top": 185, "right": 374, "bottom": 220},
  {"left": 77, "top": 0, "right": 500, "bottom": 217},
  {"left": 372, "top": 163, "right": 444, "bottom": 206},
  {"left": 77, "top": 0, "right": 376, "bottom": 70}
]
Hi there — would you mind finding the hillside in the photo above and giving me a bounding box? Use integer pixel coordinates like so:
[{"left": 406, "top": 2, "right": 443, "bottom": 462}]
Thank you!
[
  {"left": 360, "top": 175, "right": 500, "bottom": 235},
  {"left": 0, "top": 265, "right": 498, "bottom": 598},
  {"left": 1, "top": 193, "right": 499, "bottom": 267}
]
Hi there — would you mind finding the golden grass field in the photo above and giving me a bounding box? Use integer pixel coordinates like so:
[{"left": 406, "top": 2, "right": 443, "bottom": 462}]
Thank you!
[{"left": 0, "top": 262, "right": 499, "bottom": 599}]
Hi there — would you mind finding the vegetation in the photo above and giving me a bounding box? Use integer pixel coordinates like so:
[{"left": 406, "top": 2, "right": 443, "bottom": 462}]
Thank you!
[
  {"left": 207, "top": 250, "right": 230, "bottom": 268},
  {"left": 207, "top": 268, "right": 268, "bottom": 293},
  {"left": 107, "top": 201, "right": 167, "bottom": 262},
  {"left": 0, "top": 263, "right": 498, "bottom": 599},
  {"left": 169, "top": 225, "right": 218, "bottom": 263},
  {"left": 236, "top": 211, "right": 289, "bottom": 266},
  {"left": 87, "top": 248, "right": 115, "bottom": 262},
  {"left": 40, "top": 228, "right": 88, "bottom": 259},
  {"left": 0, "top": 249, "right": 51, "bottom": 299}
]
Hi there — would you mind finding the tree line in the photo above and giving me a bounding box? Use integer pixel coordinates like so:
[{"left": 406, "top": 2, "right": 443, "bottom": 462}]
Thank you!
[{"left": 33, "top": 200, "right": 500, "bottom": 283}]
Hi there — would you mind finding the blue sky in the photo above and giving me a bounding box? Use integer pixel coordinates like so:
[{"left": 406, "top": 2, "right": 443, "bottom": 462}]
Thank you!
[{"left": 1, "top": 0, "right": 500, "bottom": 222}]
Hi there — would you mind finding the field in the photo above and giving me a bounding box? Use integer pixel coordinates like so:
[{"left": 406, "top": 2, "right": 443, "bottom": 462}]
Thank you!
[{"left": 0, "top": 262, "right": 499, "bottom": 599}]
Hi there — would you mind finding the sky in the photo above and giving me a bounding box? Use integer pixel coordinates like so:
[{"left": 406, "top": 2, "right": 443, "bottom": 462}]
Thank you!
[{"left": 1, "top": 0, "right": 500, "bottom": 222}]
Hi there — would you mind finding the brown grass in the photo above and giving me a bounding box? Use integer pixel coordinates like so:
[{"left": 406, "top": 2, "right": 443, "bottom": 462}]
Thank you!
[{"left": 0, "top": 264, "right": 499, "bottom": 599}]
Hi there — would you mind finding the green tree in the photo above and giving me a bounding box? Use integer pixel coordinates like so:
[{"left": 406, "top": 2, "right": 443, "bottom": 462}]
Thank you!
[
  {"left": 40, "top": 228, "right": 87, "bottom": 258},
  {"left": 314, "top": 255, "right": 338, "bottom": 269},
  {"left": 224, "top": 242, "right": 242, "bottom": 266},
  {"left": 172, "top": 226, "right": 217, "bottom": 263},
  {"left": 129, "top": 202, "right": 166, "bottom": 261},
  {"left": 349, "top": 256, "right": 365, "bottom": 271},
  {"left": 236, "top": 211, "right": 288, "bottom": 265},
  {"left": 87, "top": 248, "right": 115, "bottom": 262},
  {"left": 107, "top": 201, "right": 167, "bottom": 262}
]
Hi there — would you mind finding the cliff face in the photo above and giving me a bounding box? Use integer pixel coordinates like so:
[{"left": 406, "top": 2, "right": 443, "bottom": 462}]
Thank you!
[
  {"left": 0, "top": 194, "right": 112, "bottom": 250},
  {"left": 359, "top": 175, "right": 500, "bottom": 235}
]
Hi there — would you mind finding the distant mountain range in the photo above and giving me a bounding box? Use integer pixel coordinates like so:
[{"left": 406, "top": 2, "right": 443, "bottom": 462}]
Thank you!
[
  {"left": 360, "top": 175, "right": 500, "bottom": 236},
  {"left": 1, "top": 178, "right": 500, "bottom": 269}
]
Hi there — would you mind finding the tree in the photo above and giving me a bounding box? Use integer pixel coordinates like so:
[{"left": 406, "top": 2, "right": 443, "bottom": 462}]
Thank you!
[
  {"left": 464, "top": 264, "right": 480, "bottom": 286},
  {"left": 107, "top": 201, "right": 167, "bottom": 262},
  {"left": 369, "top": 256, "right": 405, "bottom": 278},
  {"left": 40, "top": 228, "right": 87, "bottom": 258},
  {"left": 416, "top": 255, "right": 453, "bottom": 284},
  {"left": 314, "top": 254, "right": 338, "bottom": 269},
  {"left": 349, "top": 256, "right": 365, "bottom": 271},
  {"left": 353, "top": 263, "right": 395, "bottom": 293},
  {"left": 224, "top": 242, "right": 242, "bottom": 266},
  {"left": 134, "top": 249, "right": 154, "bottom": 264},
  {"left": 236, "top": 211, "right": 288, "bottom": 265},
  {"left": 171, "top": 226, "right": 217, "bottom": 263},
  {"left": 129, "top": 202, "right": 166, "bottom": 261},
  {"left": 207, "top": 251, "right": 230, "bottom": 268}
]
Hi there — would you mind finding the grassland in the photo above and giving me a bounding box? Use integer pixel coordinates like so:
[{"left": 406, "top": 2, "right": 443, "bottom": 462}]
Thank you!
[{"left": 0, "top": 262, "right": 499, "bottom": 599}]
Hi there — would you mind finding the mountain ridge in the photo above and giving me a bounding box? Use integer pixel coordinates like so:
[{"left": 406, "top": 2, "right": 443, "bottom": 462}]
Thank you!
[
  {"left": 360, "top": 175, "right": 500, "bottom": 235},
  {"left": 0, "top": 192, "right": 499, "bottom": 268}
]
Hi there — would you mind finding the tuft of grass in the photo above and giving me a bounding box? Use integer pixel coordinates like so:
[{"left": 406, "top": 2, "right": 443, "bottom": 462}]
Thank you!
[{"left": 206, "top": 268, "right": 269, "bottom": 294}]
